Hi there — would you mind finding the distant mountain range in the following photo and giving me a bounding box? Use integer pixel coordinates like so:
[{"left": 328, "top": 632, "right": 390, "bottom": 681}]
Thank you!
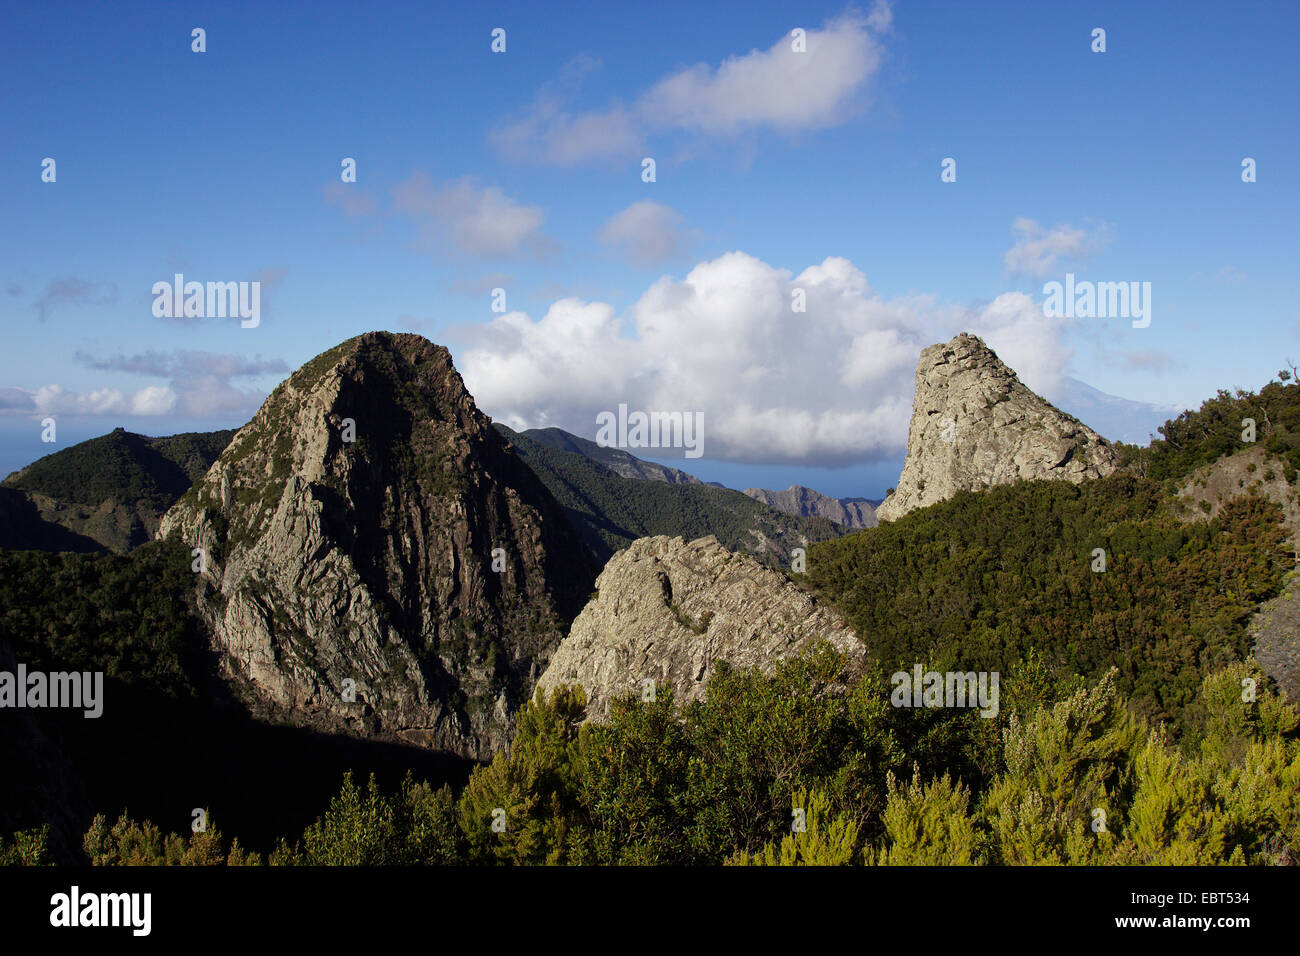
[
  {"left": 511, "top": 426, "right": 879, "bottom": 531},
  {"left": 1048, "top": 377, "right": 1184, "bottom": 446},
  {"left": 516, "top": 426, "right": 711, "bottom": 485},
  {"left": 495, "top": 424, "right": 842, "bottom": 563},
  {"left": 0, "top": 410, "right": 851, "bottom": 569},
  {"left": 743, "top": 485, "right": 880, "bottom": 529}
]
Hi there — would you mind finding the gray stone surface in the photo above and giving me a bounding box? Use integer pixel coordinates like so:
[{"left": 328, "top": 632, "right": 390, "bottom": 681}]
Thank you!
[
  {"left": 537, "top": 534, "right": 863, "bottom": 721},
  {"left": 159, "top": 332, "right": 596, "bottom": 760},
  {"left": 876, "top": 333, "right": 1119, "bottom": 521}
]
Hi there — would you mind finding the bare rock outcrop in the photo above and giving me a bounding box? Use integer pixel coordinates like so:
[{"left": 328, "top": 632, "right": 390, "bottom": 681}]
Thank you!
[
  {"left": 158, "top": 332, "right": 597, "bottom": 760},
  {"left": 876, "top": 333, "right": 1119, "bottom": 521},
  {"left": 537, "top": 535, "right": 863, "bottom": 721}
]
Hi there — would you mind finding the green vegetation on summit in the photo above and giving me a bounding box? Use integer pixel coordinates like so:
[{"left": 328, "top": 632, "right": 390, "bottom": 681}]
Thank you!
[{"left": 1, "top": 427, "right": 235, "bottom": 552}]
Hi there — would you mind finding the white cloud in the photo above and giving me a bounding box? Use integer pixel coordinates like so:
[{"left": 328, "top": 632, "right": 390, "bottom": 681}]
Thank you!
[
  {"left": 75, "top": 349, "right": 285, "bottom": 419},
  {"left": 492, "top": 99, "right": 643, "bottom": 166},
  {"left": 1003, "top": 218, "right": 1108, "bottom": 278},
  {"left": 130, "top": 385, "right": 178, "bottom": 415},
  {"left": 598, "top": 201, "right": 694, "bottom": 266},
  {"left": 391, "top": 173, "right": 550, "bottom": 258},
  {"left": 18, "top": 384, "right": 178, "bottom": 418},
  {"left": 458, "top": 250, "right": 1071, "bottom": 466},
  {"left": 0, "top": 350, "right": 288, "bottom": 421},
  {"left": 493, "top": 6, "right": 891, "bottom": 165}
]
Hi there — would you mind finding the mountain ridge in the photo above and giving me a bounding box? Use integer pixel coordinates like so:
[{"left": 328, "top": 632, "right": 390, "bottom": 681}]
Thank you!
[
  {"left": 743, "top": 484, "right": 879, "bottom": 529},
  {"left": 494, "top": 423, "right": 842, "bottom": 565}
]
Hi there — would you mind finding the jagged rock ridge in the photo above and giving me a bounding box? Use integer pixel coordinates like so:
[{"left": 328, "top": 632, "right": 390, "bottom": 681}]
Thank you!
[
  {"left": 876, "top": 333, "right": 1119, "bottom": 521},
  {"left": 744, "top": 485, "right": 878, "bottom": 530},
  {"left": 537, "top": 535, "right": 864, "bottom": 722},
  {"left": 158, "top": 332, "right": 597, "bottom": 760}
]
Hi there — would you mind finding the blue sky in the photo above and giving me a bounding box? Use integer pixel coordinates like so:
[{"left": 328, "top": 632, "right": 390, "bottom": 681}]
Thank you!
[{"left": 2, "top": 0, "right": 1297, "bottom": 497}]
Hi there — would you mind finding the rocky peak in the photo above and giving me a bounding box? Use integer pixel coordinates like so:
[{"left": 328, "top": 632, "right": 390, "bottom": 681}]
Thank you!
[
  {"left": 875, "top": 333, "right": 1119, "bottom": 521},
  {"left": 537, "top": 535, "right": 863, "bottom": 722},
  {"left": 158, "top": 331, "right": 597, "bottom": 760}
]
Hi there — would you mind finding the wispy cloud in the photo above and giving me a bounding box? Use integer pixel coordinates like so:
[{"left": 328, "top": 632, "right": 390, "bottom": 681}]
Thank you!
[
  {"left": 75, "top": 349, "right": 287, "bottom": 380},
  {"left": 1119, "top": 349, "right": 1180, "bottom": 372},
  {"left": 390, "top": 172, "right": 555, "bottom": 259},
  {"left": 0, "top": 349, "right": 293, "bottom": 420},
  {"left": 31, "top": 277, "right": 118, "bottom": 322},
  {"left": 598, "top": 201, "right": 696, "bottom": 267},
  {"left": 492, "top": 5, "right": 892, "bottom": 166},
  {"left": 1004, "top": 218, "right": 1109, "bottom": 278}
]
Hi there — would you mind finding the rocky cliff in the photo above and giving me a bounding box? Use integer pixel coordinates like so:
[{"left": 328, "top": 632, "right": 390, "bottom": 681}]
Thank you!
[
  {"left": 157, "top": 332, "right": 597, "bottom": 760},
  {"left": 744, "top": 485, "right": 878, "bottom": 530},
  {"left": 875, "top": 333, "right": 1119, "bottom": 521},
  {"left": 537, "top": 535, "right": 863, "bottom": 722}
]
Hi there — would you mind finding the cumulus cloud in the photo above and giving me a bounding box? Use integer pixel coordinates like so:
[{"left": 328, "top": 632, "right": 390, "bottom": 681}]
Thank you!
[
  {"left": 458, "top": 250, "right": 1071, "bottom": 466},
  {"left": 13, "top": 384, "right": 179, "bottom": 418},
  {"left": 1004, "top": 218, "right": 1108, "bottom": 278},
  {"left": 0, "top": 349, "right": 291, "bottom": 420},
  {"left": 492, "top": 5, "right": 891, "bottom": 165},
  {"left": 31, "top": 277, "right": 118, "bottom": 322},
  {"left": 391, "top": 172, "right": 552, "bottom": 258},
  {"left": 598, "top": 201, "right": 695, "bottom": 267}
]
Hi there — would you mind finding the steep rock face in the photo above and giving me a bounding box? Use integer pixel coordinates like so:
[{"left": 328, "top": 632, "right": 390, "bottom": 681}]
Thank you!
[
  {"left": 876, "top": 333, "right": 1119, "bottom": 521},
  {"left": 158, "top": 332, "right": 597, "bottom": 760},
  {"left": 744, "top": 485, "right": 878, "bottom": 530},
  {"left": 537, "top": 535, "right": 863, "bottom": 722}
]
